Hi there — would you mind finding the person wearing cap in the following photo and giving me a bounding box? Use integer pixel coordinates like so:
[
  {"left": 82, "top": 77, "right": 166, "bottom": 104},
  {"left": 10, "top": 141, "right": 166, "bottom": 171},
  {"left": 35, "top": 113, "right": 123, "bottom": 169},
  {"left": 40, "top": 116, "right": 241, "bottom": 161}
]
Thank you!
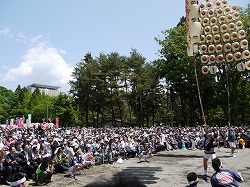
[
  {"left": 185, "top": 172, "right": 199, "bottom": 187},
  {"left": 9, "top": 172, "right": 27, "bottom": 187},
  {"left": 35, "top": 154, "right": 53, "bottom": 186},
  {"left": 201, "top": 125, "right": 218, "bottom": 176},
  {"left": 211, "top": 157, "right": 243, "bottom": 187}
]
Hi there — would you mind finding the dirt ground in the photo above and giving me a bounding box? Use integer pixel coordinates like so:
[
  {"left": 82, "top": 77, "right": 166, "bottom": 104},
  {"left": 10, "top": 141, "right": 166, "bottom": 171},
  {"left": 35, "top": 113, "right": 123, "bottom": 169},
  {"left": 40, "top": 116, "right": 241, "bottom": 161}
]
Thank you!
[{"left": 16, "top": 147, "right": 250, "bottom": 187}]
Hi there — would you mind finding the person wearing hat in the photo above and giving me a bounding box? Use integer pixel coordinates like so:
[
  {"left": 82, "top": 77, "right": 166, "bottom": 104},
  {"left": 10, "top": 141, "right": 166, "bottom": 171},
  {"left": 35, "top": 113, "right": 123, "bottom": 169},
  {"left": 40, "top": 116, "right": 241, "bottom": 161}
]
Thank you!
[
  {"left": 8, "top": 172, "right": 27, "bottom": 187},
  {"left": 53, "top": 147, "right": 69, "bottom": 173},
  {"left": 35, "top": 154, "right": 53, "bottom": 186},
  {"left": 68, "top": 148, "right": 85, "bottom": 180},
  {"left": 211, "top": 158, "right": 243, "bottom": 187}
]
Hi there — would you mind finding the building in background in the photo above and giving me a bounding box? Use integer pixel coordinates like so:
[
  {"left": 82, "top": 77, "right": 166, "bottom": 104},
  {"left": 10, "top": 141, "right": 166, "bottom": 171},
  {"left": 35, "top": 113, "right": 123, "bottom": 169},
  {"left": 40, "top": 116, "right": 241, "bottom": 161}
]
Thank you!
[{"left": 26, "top": 83, "right": 60, "bottom": 96}]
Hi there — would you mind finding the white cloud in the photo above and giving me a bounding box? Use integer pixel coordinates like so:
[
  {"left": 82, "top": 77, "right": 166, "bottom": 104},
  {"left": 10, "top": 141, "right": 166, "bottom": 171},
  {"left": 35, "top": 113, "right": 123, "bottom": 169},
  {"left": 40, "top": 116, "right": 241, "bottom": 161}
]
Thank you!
[
  {"left": 3, "top": 44, "right": 73, "bottom": 93},
  {"left": 0, "top": 27, "right": 13, "bottom": 38}
]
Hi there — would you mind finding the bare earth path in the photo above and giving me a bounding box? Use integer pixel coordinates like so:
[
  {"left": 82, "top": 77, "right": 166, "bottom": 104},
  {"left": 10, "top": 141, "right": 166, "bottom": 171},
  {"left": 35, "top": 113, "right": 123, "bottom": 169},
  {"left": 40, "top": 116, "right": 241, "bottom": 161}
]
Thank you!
[{"left": 25, "top": 147, "right": 250, "bottom": 187}]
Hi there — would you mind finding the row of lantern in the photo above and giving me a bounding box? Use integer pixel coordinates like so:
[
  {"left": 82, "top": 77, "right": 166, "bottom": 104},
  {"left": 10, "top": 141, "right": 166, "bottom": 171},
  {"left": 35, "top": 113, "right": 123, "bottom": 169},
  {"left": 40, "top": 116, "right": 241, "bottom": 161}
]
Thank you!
[
  {"left": 200, "top": 40, "right": 248, "bottom": 54},
  {"left": 202, "top": 61, "right": 250, "bottom": 74},
  {"left": 201, "top": 15, "right": 241, "bottom": 27},
  {"left": 202, "top": 24, "right": 245, "bottom": 36},
  {"left": 200, "top": 32, "right": 247, "bottom": 44},
  {"left": 201, "top": 50, "right": 250, "bottom": 64},
  {"left": 200, "top": 7, "right": 239, "bottom": 19},
  {"left": 199, "top": 0, "right": 231, "bottom": 10}
]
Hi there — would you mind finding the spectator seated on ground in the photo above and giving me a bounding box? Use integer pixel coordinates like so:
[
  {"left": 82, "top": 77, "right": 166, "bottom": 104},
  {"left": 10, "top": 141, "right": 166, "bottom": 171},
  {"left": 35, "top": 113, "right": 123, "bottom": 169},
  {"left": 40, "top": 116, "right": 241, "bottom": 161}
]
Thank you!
[
  {"left": 137, "top": 143, "right": 153, "bottom": 163},
  {"left": 35, "top": 154, "right": 53, "bottom": 186},
  {"left": 53, "top": 147, "right": 69, "bottom": 173},
  {"left": 5, "top": 145, "right": 23, "bottom": 174},
  {"left": 0, "top": 141, "right": 13, "bottom": 184},
  {"left": 68, "top": 148, "right": 86, "bottom": 180}
]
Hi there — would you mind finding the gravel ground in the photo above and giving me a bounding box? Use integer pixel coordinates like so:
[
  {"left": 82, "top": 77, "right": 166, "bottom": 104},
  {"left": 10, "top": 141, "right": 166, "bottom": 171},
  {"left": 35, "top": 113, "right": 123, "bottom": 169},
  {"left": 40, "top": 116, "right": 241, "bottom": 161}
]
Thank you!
[{"left": 10, "top": 147, "right": 250, "bottom": 187}]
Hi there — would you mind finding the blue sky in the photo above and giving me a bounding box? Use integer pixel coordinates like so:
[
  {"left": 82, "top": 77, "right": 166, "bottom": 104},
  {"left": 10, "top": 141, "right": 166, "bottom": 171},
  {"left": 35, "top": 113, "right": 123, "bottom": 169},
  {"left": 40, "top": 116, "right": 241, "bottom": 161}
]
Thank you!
[{"left": 0, "top": 0, "right": 248, "bottom": 93}]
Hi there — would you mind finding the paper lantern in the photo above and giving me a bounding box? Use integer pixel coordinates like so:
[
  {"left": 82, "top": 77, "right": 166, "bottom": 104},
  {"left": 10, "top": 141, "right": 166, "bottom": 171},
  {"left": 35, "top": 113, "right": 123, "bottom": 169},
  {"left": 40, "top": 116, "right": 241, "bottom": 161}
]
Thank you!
[
  {"left": 222, "top": 33, "right": 230, "bottom": 42},
  {"left": 189, "top": 4, "right": 199, "bottom": 20},
  {"left": 233, "top": 12, "right": 240, "bottom": 20},
  {"left": 216, "top": 8, "right": 224, "bottom": 16},
  {"left": 210, "top": 17, "right": 217, "bottom": 26},
  {"left": 212, "top": 25, "right": 219, "bottom": 34},
  {"left": 204, "top": 26, "right": 211, "bottom": 35},
  {"left": 245, "top": 61, "right": 250, "bottom": 70},
  {"left": 228, "top": 22, "right": 235, "bottom": 31},
  {"left": 232, "top": 42, "right": 240, "bottom": 52},
  {"left": 200, "top": 9, "right": 207, "bottom": 18},
  {"left": 230, "top": 4, "right": 237, "bottom": 12},
  {"left": 224, "top": 43, "right": 232, "bottom": 52},
  {"left": 220, "top": 24, "right": 228, "bottom": 33},
  {"left": 200, "top": 44, "right": 207, "bottom": 54},
  {"left": 238, "top": 30, "right": 246, "bottom": 39},
  {"left": 231, "top": 31, "right": 238, "bottom": 41},
  {"left": 189, "top": 22, "right": 202, "bottom": 43},
  {"left": 226, "top": 14, "right": 233, "bottom": 23},
  {"left": 237, "top": 62, "right": 245, "bottom": 72},
  {"left": 200, "top": 35, "right": 205, "bottom": 43},
  {"left": 201, "top": 55, "right": 209, "bottom": 63},
  {"left": 202, "top": 18, "right": 210, "bottom": 26},
  {"left": 222, "top": 0, "right": 227, "bottom": 7},
  {"left": 216, "top": 44, "right": 223, "bottom": 53},
  {"left": 206, "top": 34, "right": 213, "bottom": 43},
  {"left": 234, "top": 52, "right": 242, "bottom": 61},
  {"left": 208, "top": 45, "right": 215, "bottom": 54},
  {"left": 209, "top": 55, "right": 216, "bottom": 63},
  {"left": 216, "top": 54, "right": 224, "bottom": 63},
  {"left": 226, "top": 53, "right": 234, "bottom": 62},
  {"left": 199, "top": 2, "right": 205, "bottom": 10},
  {"left": 206, "top": 2, "right": 213, "bottom": 9},
  {"left": 202, "top": 66, "right": 209, "bottom": 74},
  {"left": 240, "top": 39, "right": 248, "bottom": 49},
  {"left": 219, "top": 16, "right": 226, "bottom": 24},
  {"left": 210, "top": 66, "right": 217, "bottom": 74},
  {"left": 214, "top": 34, "right": 221, "bottom": 43},
  {"left": 208, "top": 9, "right": 215, "bottom": 17},
  {"left": 215, "top": 1, "right": 221, "bottom": 9},
  {"left": 224, "top": 6, "right": 231, "bottom": 15},
  {"left": 235, "top": 21, "right": 243, "bottom": 30},
  {"left": 242, "top": 50, "right": 250, "bottom": 59}
]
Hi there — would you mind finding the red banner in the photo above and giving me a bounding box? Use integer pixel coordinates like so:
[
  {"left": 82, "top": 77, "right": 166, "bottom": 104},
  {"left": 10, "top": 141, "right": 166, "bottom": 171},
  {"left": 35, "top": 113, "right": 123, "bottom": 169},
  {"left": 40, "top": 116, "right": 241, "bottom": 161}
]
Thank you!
[{"left": 55, "top": 118, "right": 59, "bottom": 129}]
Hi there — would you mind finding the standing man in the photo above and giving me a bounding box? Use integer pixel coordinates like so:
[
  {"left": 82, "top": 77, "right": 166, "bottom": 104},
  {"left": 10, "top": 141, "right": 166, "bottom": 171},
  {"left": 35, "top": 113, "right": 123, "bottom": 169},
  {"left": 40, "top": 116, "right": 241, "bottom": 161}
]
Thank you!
[
  {"left": 227, "top": 128, "right": 237, "bottom": 157},
  {"left": 201, "top": 125, "right": 217, "bottom": 176},
  {"left": 211, "top": 158, "right": 243, "bottom": 187}
]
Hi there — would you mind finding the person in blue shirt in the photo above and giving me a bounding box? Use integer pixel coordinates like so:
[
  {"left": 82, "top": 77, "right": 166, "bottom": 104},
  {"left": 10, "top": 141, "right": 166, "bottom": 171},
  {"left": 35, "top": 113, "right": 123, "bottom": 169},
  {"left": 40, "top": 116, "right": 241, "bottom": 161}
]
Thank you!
[{"left": 211, "top": 158, "right": 243, "bottom": 187}]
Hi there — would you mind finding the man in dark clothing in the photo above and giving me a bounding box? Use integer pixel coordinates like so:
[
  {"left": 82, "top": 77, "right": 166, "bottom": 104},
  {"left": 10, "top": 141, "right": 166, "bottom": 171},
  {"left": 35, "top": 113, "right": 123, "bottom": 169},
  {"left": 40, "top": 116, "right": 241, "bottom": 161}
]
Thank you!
[
  {"left": 18, "top": 144, "right": 36, "bottom": 179},
  {"left": 5, "top": 145, "right": 23, "bottom": 174},
  {"left": 211, "top": 158, "right": 243, "bottom": 187}
]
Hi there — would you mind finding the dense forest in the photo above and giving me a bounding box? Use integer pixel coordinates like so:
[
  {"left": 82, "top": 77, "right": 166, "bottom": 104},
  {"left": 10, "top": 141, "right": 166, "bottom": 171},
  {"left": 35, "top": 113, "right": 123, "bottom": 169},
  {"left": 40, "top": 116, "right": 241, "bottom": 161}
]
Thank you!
[{"left": 0, "top": 5, "right": 249, "bottom": 127}]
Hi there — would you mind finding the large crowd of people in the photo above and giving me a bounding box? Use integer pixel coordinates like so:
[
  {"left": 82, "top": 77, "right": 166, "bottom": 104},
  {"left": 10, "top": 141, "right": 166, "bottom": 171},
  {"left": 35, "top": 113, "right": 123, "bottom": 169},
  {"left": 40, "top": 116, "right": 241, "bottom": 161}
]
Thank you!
[{"left": 0, "top": 124, "right": 249, "bottom": 186}]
